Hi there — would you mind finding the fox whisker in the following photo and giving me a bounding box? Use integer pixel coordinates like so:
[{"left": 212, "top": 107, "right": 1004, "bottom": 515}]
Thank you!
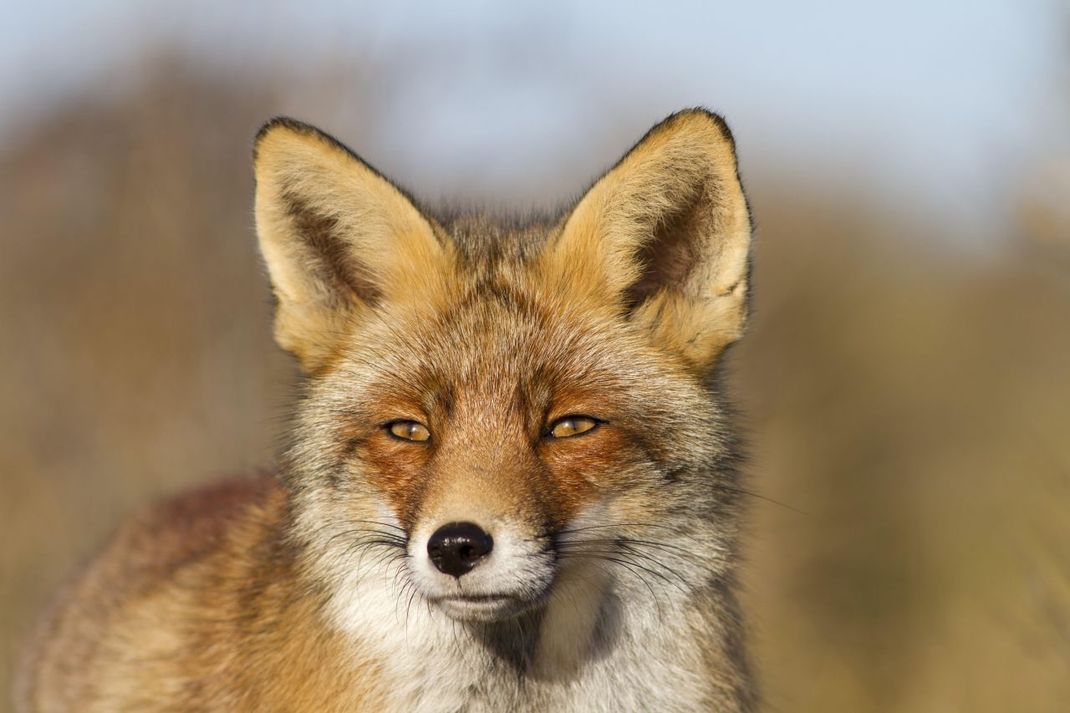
[{"left": 556, "top": 551, "right": 666, "bottom": 618}]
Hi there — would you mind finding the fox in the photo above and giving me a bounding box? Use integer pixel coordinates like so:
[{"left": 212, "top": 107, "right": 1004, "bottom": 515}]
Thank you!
[{"left": 19, "top": 108, "right": 755, "bottom": 712}]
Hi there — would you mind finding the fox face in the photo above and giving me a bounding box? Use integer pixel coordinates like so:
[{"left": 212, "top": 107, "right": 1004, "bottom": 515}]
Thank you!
[{"left": 254, "top": 111, "right": 751, "bottom": 627}]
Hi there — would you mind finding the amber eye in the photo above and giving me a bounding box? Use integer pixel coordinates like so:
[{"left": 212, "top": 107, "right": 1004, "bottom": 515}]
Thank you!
[
  {"left": 386, "top": 420, "right": 431, "bottom": 442},
  {"left": 547, "top": 415, "right": 601, "bottom": 439}
]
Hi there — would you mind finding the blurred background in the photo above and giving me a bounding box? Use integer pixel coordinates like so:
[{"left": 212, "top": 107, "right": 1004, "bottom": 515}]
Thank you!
[{"left": 2, "top": 1, "right": 1068, "bottom": 711}]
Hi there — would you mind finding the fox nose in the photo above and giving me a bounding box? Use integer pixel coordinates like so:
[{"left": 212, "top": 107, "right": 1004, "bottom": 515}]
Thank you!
[{"left": 427, "top": 522, "right": 494, "bottom": 578}]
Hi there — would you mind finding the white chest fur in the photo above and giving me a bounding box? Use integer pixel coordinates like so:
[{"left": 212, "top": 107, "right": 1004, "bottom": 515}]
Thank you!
[{"left": 328, "top": 564, "right": 712, "bottom": 713}]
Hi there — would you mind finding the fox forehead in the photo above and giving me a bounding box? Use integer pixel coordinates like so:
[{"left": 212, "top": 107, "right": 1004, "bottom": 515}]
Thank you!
[{"left": 330, "top": 251, "right": 686, "bottom": 426}]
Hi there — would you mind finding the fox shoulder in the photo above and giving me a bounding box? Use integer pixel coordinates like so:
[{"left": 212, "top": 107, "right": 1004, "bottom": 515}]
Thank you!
[{"left": 19, "top": 475, "right": 285, "bottom": 711}]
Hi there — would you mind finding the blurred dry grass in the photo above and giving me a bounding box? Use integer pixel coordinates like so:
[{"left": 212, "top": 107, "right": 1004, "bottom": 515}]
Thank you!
[{"left": 2, "top": 62, "right": 1068, "bottom": 712}]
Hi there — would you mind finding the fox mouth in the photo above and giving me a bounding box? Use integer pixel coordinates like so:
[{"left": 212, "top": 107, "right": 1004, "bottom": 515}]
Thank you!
[{"left": 430, "top": 593, "right": 534, "bottom": 622}]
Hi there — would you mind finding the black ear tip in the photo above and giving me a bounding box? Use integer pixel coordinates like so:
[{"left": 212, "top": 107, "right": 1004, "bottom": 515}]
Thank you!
[
  {"left": 253, "top": 117, "right": 316, "bottom": 156},
  {"left": 254, "top": 117, "right": 300, "bottom": 161},
  {"left": 665, "top": 107, "right": 736, "bottom": 147},
  {"left": 252, "top": 118, "right": 371, "bottom": 172}
]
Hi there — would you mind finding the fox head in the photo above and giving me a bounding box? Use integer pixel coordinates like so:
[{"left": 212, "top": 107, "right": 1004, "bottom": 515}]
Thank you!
[{"left": 254, "top": 110, "right": 751, "bottom": 626}]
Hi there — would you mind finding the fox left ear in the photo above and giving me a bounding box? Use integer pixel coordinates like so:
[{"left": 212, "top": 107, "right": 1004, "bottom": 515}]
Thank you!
[
  {"left": 545, "top": 109, "right": 752, "bottom": 370},
  {"left": 253, "top": 118, "right": 449, "bottom": 373}
]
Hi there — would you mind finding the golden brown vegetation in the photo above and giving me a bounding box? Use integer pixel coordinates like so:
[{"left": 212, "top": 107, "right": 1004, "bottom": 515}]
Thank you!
[{"left": 2, "top": 64, "right": 1068, "bottom": 712}]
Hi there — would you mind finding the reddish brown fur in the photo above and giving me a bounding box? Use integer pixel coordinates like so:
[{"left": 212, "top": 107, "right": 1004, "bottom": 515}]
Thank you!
[{"left": 22, "top": 475, "right": 391, "bottom": 711}]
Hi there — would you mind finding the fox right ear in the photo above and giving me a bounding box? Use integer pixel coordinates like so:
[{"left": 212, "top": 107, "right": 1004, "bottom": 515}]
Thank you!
[
  {"left": 544, "top": 109, "right": 752, "bottom": 371},
  {"left": 254, "top": 118, "right": 448, "bottom": 373}
]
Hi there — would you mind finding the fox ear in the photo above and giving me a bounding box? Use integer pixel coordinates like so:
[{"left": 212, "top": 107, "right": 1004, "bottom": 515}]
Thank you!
[
  {"left": 546, "top": 109, "right": 752, "bottom": 370},
  {"left": 254, "top": 118, "right": 446, "bottom": 373}
]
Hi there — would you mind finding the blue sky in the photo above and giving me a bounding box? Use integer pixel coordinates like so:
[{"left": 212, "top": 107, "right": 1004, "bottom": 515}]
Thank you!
[{"left": 2, "top": 1, "right": 1065, "bottom": 245}]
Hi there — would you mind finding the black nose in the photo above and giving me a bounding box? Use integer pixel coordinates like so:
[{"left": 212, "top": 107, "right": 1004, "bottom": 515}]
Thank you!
[{"left": 427, "top": 522, "right": 493, "bottom": 578}]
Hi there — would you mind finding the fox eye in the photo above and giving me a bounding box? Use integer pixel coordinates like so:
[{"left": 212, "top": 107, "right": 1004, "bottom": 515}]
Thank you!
[
  {"left": 386, "top": 420, "right": 431, "bottom": 442},
  {"left": 547, "top": 415, "right": 601, "bottom": 439}
]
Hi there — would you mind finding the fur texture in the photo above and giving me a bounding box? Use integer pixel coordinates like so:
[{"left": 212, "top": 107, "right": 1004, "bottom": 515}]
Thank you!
[{"left": 21, "top": 109, "right": 756, "bottom": 712}]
